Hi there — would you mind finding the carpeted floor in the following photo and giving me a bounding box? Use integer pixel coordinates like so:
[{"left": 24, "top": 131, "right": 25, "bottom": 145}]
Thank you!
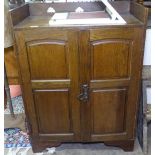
[
  {"left": 4, "top": 128, "right": 31, "bottom": 148},
  {"left": 4, "top": 139, "right": 145, "bottom": 155},
  {"left": 4, "top": 127, "right": 150, "bottom": 155}
]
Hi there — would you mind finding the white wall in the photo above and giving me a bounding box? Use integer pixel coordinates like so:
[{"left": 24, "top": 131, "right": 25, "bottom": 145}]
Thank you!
[
  {"left": 147, "top": 88, "right": 151, "bottom": 104},
  {"left": 143, "top": 28, "right": 151, "bottom": 104},
  {"left": 143, "top": 28, "right": 151, "bottom": 65}
]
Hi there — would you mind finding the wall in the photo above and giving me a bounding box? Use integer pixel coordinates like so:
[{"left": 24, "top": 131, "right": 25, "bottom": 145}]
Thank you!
[
  {"left": 143, "top": 28, "right": 151, "bottom": 104},
  {"left": 143, "top": 28, "right": 151, "bottom": 66}
]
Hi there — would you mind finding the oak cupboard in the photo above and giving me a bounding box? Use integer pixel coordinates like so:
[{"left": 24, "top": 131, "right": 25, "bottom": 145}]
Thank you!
[
  {"left": 12, "top": 1, "right": 148, "bottom": 153},
  {"left": 14, "top": 27, "right": 144, "bottom": 152}
]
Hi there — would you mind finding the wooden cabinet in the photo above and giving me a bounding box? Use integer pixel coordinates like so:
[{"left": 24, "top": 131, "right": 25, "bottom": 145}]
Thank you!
[{"left": 14, "top": 27, "right": 144, "bottom": 152}]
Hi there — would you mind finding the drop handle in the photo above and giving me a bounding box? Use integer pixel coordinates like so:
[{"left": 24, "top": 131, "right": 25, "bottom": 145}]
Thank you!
[{"left": 78, "top": 84, "right": 89, "bottom": 102}]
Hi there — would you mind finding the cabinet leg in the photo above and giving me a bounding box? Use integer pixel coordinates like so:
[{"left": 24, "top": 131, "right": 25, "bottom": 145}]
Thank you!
[
  {"left": 31, "top": 140, "right": 61, "bottom": 153},
  {"left": 104, "top": 139, "right": 135, "bottom": 152}
]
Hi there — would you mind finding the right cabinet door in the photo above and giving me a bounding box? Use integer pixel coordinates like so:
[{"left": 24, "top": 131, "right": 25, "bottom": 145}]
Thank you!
[{"left": 89, "top": 27, "right": 144, "bottom": 141}]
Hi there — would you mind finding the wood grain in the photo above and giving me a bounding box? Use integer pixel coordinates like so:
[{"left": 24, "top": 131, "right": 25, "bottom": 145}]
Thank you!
[
  {"left": 130, "top": 2, "right": 149, "bottom": 26},
  {"left": 91, "top": 88, "right": 126, "bottom": 134},
  {"left": 31, "top": 79, "right": 70, "bottom": 89},
  {"left": 13, "top": 2, "right": 147, "bottom": 152},
  {"left": 14, "top": 29, "right": 81, "bottom": 150},
  {"left": 27, "top": 40, "right": 68, "bottom": 79},
  {"left": 78, "top": 30, "right": 91, "bottom": 142},
  {"left": 90, "top": 79, "right": 130, "bottom": 89},
  {"left": 10, "top": 4, "right": 29, "bottom": 26},
  {"left": 105, "top": 139, "right": 134, "bottom": 151},
  {"left": 90, "top": 40, "right": 131, "bottom": 79},
  {"left": 89, "top": 27, "right": 144, "bottom": 141},
  {"left": 33, "top": 89, "right": 71, "bottom": 134}
]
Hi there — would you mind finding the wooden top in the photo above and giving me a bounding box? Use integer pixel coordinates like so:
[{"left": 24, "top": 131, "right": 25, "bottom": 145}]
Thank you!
[
  {"left": 14, "top": 14, "right": 143, "bottom": 30},
  {"left": 12, "top": 1, "right": 145, "bottom": 30}
]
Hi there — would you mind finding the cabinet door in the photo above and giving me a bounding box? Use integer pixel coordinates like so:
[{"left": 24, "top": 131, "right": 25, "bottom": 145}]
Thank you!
[
  {"left": 15, "top": 29, "right": 81, "bottom": 142},
  {"left": 81, "top": 28, "right": 143, "bottom": 141}
]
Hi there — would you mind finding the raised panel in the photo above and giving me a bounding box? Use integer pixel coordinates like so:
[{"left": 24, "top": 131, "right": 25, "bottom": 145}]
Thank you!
[
  {"left": 27, "top": 40, "right": 68, "bottom": 79},
  {"left": 33, "top": 89, "right": 71, "bottom": 134},
  {"left": 91, "top": 40, "right": 132, "bottom": 79},
  {"left": 90, "top": 28, "right": 134, "bottom": 41},
  {"left": 91, "top": 88, "right": 127, "bottom": 134}
]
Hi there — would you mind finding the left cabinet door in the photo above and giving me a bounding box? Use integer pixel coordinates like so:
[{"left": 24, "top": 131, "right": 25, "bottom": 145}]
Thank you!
[{"left": 14, "top": 29, "right": 81, "bottom": 142}]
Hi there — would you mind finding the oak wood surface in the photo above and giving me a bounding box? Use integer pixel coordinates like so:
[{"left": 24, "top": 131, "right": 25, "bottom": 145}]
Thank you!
[
  {"left": 104, "top": 139, "right": 135, "bottom": 151},
  {"left": 89, "top": 27, "right": 144, "bottom": 142},
  {"left": 11, "top": 2, "right": 145, "bottom": 30},
  {"left": 90, "top": 40, "right": 131, "bottom": 79},
  {"left": 78, "top": 30, "right": 91, "bottom": 142},
  {"left": 27, "top": 40, "right": 68, "bottom": 79},
  {"left": 33, "top": 90, "right": 71, "bottom": 134},
  {"left": 130, "top": 2, "right": 149, "bottom": 26},
  {"left": 14, "top": 29, "right": 81, "bottom": 145},
  {"left": 31, "top": 79, "right": 70, "bottom": 89},
  {"left": 14, "top": 28, "right": 145, "bottom": 152},
  {"left": 14, "top": 14, "right": 143, "bottom": 30},
  {"left": 91, "top": 88, "right": 126, "bottom": 134},
  {"left": 10, "top": 4, "right": 29, "bottom": 26}
]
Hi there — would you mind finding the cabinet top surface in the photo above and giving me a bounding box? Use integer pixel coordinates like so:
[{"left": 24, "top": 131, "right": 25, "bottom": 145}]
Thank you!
[
  {"left": 14, "top": 13, "right": 143, "bottom": 30},
  {"left": 12, "top": 1, "right": 144, "bottom": 30}
]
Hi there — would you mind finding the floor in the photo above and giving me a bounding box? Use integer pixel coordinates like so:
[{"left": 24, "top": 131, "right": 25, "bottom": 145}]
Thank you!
[
  {"left": 147, "top": 124, "right": 151, "bottom": 155},
  {"left": 4, "top": 139, "right": 148, "bottom": 155}
]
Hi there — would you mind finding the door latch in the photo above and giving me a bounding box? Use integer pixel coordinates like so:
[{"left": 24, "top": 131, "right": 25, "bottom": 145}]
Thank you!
[{"left": 78, "top": 84, "right": 89, "bottom": 102}]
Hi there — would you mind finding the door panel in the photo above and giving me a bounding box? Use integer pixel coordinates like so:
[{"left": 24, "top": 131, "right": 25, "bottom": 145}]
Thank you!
[
  {"left": 91, "top": 88, "right": 126, "bottom": 134},
  {"left": 89, "top": 38, "right": 131, "bottom": 140},
  {"left": 27, "top": 41, "right": 68, "bottom": 79},
  {"left": 15, "top": 29, "right": 81, "bottom": 142},
  {"left": 33, "top": 89, "right": 71, "bottom": 134},
  {"left": 90, "top": 40, "right": 131, "bottom": 79},
  {"left": 88, "top": 28, "right": 143, "bottom": 141}
]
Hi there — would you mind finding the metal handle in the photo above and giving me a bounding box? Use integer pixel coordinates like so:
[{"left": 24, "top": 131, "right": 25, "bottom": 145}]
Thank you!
[{"left": 78, "top": 84, "right": 89, "bottom": 102}]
